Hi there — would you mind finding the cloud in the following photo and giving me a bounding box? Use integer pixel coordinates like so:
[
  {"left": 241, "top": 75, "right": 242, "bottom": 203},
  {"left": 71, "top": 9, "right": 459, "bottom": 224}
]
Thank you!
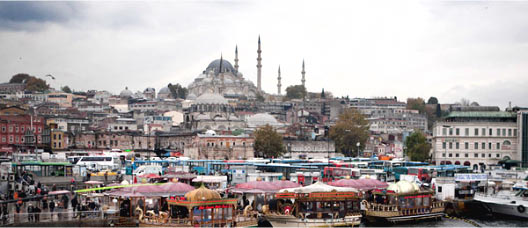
[
  {"left": 0, "top": 0, "right": 527, "bottom": 109},
  {"left": 0, "top": 2, "right": 80, "bottom": 30}
]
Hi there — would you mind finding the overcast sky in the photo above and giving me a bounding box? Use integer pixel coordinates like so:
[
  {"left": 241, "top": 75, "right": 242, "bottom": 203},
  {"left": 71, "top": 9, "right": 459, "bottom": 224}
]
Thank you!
[{"left": 0, "top": 1, "right": 527, "bottom": 108}]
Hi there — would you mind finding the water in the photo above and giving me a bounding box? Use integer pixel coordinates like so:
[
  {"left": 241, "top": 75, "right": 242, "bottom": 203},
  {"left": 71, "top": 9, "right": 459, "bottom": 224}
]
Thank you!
[{"left": 390, "top": 216, "right": 526, "bottom": 227}]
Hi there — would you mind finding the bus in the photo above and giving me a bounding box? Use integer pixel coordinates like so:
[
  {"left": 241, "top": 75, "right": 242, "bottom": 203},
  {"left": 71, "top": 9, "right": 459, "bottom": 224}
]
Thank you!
[
  {"left": 322, "top": 167, "right": 354, "bottom": 182},
  {"left": 75, "top": 156, "right": 119, "bottom": 171},
  {"left": 13, "top": 161, "right": 73, "bottom": 177}
]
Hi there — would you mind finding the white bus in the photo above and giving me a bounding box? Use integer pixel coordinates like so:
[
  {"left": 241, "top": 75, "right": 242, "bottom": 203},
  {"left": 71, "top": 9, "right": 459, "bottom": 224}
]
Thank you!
[{"left": 76, "top": 156, "right": 119, "bottom": 171}]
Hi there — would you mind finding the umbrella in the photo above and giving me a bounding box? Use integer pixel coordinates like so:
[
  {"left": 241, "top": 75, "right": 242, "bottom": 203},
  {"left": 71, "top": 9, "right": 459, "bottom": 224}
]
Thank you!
[
  {"left": 48, "top": 190, "right": 71, "bottom": 195},
  {"left": 158, "top": 182, "right": 195, "bottom": 193},
  {"left": 329, "top": 178, "right": 388, "bottom": 190},
  {"left": 236, "top": 181, "right": 279, "bottom": 191},
  {"left": 271, "top": 180, "right": 301, "bottom": 189},
  {"left": 85, "top": 181, "right": 103, "bottom": 185},
  {"left": 138, "top": 173, "right": 160, "bottom": 179}
]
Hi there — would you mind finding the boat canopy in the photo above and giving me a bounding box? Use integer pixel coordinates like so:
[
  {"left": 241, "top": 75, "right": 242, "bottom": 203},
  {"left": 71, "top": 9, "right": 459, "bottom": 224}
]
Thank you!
[
  {"left": 279, "top": 181, "right": 358, "bottom": 194},
  {"left": 386, "top": 180, "right": 420, "bottom": 194}
]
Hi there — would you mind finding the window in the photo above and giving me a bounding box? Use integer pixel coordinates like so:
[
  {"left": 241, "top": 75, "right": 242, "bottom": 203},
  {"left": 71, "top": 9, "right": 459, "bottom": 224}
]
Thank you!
[
  {"left": 1, "top": 127, "right": 5, "bottom": 132},
  {"left": 497, "top": 129, "right": 500, "bottom": 136},
  {"left": 21, "top": 127, "right": 24, "bottom": 132},
  {"left": 449, "top": 142, "right": 453, "bottom": 149},
  {"left": 482, "top": 153, "right": 485, "bottom": 158},
  {"left": 474, "top": 128, "right": 479, "bottom": 136},
  {"left": 497, "top": 142, "right": 500, "bottom": 149},
  {"left": 8, "top": 126, "right": 13, "bottom": 132},
  {"left": 1, "top": 137, "right": 5, "bottom": 143},
  {"left": 482, "top": 143, "right": 486, "bottom": 150},
  {"left": 442, "top": 142, "right": 446, "bottom": 149},
  {"left": 489, "top": 128, "right": 492, "bottom": 136},
  {"left": 449, "top": 153, "right": 452, "bottom": 157},
  {"left": 456, "top": 128, "right": 460, "bottom": 136},
  {"left": 465, "top": 142, "right": 469, "bottom": 150},
  {"left": 15, "top": 126, "right": 19, "bottom": 132},
  {"left": 502, "top": 129, "right": 506, "bottom": 136},
  {"left": 58, "top": 134, "right": 62, "bottom": 140},
  {"left": 442, "top": 128, "right": 447, "bottom": 136},
  {"left": 514, "top": 129, "right": 518, "bottom": 137},
  {"left": 456, "top": 153, "right": 459, "bottom": 157},
  {"left": 442, "top": 153, "right": 446, "bottom": 157},
  {"left": 465, "top": 153, "right": 469, "bottom": 158},
  {"left": 474, "top": 142, "right": 478, "bottom": 150},
  {"left": 488, "top": 143, "right": 492, "bottom": 150},
  {"left": 488, "top": 154, "right": 491, "bottom": 158},
  {"left": 53, "top": 134, "right": 57, "bottom": 140},
  {"left": 482, "top": 128, "right": 486, "bottom": 136},
  {"left": 9, "top": 136, "right": 13, "bottom": 143},
  {"left": 496, "top": 154, "right": 500, "bottom": 158},
  {"left": 449, "top": 128, "right": 453, "bottom": 136},
  {"left": 465, "top": 128, "right": 469, "bottom": 136},
  {"left": 456, "top": 142, "right": 459, "bottom": 149}
]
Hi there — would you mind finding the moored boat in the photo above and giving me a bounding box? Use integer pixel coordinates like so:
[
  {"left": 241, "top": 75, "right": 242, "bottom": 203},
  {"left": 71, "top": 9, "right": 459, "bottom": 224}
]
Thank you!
[
  {"left": 473, "top": 186, "right": 528, "bottom": 219},
  {"left": 362, "top": 180, "right": 445, "bottom": 223},
  {"left": 264, "top": 182, "right": 362, "bottom": 227}
]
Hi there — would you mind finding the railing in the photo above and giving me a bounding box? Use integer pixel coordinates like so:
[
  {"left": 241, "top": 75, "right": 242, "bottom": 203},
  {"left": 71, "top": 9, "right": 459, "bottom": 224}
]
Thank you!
[
  {"left": 1, "top": 210, "right": 105, "bottom": 226},
  {"left": 367, "top": 201, "right": 445, "bottom": 216}
]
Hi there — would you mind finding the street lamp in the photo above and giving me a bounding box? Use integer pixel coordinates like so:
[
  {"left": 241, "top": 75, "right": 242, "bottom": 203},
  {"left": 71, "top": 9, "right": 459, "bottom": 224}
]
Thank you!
[{"left": 356, "top": 142, "right": 360, "bottom": 158}]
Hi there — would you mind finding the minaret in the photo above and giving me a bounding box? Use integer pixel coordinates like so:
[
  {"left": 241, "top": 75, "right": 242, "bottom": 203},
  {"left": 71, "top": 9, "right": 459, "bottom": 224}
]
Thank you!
[
  {"left": 234, "top": 45, "right": 239, "bottom": 73},
  {"left": 257, "top": 35, "right": 262, "bottom": 92},
  {"left": 220, "top": 53, "right": 225, "bottom": 92},
  {"left": 301, "top": 59, "right": 306, "bottom": 88},
  {"left": 277, "top": 65, "right": 282, "bottom": 95}
]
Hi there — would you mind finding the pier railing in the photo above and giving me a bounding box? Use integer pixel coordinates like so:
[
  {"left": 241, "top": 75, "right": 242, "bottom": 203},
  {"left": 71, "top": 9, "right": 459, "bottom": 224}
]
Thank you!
[
  {"left": 1, "top": 210, "right": 106, "bottom": 226},
  {"left": 365, "top": 201, "right": 445, "bottom": 217}
]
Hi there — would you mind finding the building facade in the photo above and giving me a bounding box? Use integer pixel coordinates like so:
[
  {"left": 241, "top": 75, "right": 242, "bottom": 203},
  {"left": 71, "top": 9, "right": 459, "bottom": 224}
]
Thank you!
[{"left": 432, "top": 111, "right": 518, "bottom": 171}]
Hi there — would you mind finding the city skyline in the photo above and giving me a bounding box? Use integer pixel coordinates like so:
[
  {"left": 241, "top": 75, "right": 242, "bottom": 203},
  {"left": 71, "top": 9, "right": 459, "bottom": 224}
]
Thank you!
[{"left": 1, "top": 1, "right": 528, "bottom": 108}]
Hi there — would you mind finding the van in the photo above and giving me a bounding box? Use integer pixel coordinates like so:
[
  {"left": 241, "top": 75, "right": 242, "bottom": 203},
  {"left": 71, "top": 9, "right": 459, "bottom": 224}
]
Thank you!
[{"left": 133, "top": 165, "right": 162, "bottom": 176}]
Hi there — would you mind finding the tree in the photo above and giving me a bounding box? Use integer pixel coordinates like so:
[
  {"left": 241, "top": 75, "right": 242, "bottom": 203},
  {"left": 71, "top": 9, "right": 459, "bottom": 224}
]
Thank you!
[
  {"left": 256, "top": 93, "right": 265, "bottom": 102},
  {"left": 61, "top": 86, "right": 72, "bottom": 93},
  {"left": 427, "top": 97, "right": 438, "bottom": 104},
  {"left": 285, "top": 85, "right": 306, "bottom": 100},
  {"left": 253, "top": 124, "right": 286, "bottom": 158},
  {"left": 167, "top": 83, "right": 188, "bottom": 99},
  {"left": 404, "top": 131, "right": 431, "bottom": 162},
  {"left": 406, "top": 97, "right": 426, "bottom": 113},
  {"left": 9, "top": 73, "right": 49, "bottom": 92},
  {"left": 329, "top": 108, "right": 370, "bottom": 157}
]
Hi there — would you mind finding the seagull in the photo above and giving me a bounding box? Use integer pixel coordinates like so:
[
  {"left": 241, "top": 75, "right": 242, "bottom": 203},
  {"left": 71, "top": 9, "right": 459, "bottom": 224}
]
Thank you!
[{"left": 45, "top": 74, "right": 55, "bottom": 80}]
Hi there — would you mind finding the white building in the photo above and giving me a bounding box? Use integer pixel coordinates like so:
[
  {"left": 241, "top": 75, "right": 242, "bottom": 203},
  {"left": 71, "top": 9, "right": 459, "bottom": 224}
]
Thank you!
[{"left": 432, "top": 111, "right": 518, "bottom": 171}]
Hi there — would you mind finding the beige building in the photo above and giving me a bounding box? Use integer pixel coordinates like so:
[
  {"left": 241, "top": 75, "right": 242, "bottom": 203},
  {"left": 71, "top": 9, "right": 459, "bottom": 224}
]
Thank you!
[
  {"left": 432, "top": 111, "right": 518, "bottom": 171},
  {"left": 185, "top": 130, "right": 254, "bottom": 160}
]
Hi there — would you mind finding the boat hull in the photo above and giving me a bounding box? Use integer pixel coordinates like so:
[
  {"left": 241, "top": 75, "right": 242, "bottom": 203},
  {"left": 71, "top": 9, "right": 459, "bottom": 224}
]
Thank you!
[
  {"left": 265, "top": 214, "right": 362, "bottom": 227},
  {"left": 474, "top": 195, "right": 528, "bottom": 219}
]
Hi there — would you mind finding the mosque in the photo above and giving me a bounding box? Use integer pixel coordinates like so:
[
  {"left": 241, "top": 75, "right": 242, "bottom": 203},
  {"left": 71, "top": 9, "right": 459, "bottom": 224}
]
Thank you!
[{"left": 186, "top": 39, "right": 263, "bottom": 100}]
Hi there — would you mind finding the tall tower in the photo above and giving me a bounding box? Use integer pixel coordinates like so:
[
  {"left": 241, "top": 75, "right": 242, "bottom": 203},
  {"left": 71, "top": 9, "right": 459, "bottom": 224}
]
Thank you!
[
  {"left": 257, "top": 36, "right": 262, "bottom": 92},
  {"left": 234, "top": 45, "right": 239, "bottom": 73},
  {"left": 301, "top": 59, "right": 306, "bottom": 87},
  {"left": 277, "top": 65, "right": 282, "bottom": 95}
]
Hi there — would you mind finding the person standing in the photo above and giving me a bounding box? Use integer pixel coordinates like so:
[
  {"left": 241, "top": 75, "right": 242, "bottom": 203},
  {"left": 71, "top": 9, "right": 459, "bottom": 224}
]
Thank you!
[
  {"left": 104, "top": 171, "right": 108, "bottom": 183},
  {"left": 34, "top": 206, "right": 41, "bottom": 222},
  {"left": 71, "top": 195, "right": 78, "bottom": 212},
  {"left": 27, "top": 203, "right": 33, "bottom": 222}
]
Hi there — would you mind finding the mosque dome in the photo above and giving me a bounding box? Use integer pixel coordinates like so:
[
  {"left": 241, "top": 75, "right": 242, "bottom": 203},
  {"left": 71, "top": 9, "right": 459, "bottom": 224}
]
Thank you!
[
  {"left": 204, "top": 130, "right": 217, "bottom": 136},
  {"left": 206, "top": 59, "right": 236, "bottom": 75},
  {"left": 144, "top": 87, "right": 155, "bottom": 93},
  {"left": 195, "top": 93, "right": 228, "bottom": 105},
  {"left": 158, "top": 86, "right": 170, "bottom": 95},
  {"left": 120, "top": 87, "right": 133, "bottom": 98},
  {"left": 184, "top": 185, "right": 221, "bottom": 201},
  {"left": 247, "top": 113, "right": 281, "bottom": 128},
  {"left": 187, "top": 93, "right": 197, "bottom": 100}
]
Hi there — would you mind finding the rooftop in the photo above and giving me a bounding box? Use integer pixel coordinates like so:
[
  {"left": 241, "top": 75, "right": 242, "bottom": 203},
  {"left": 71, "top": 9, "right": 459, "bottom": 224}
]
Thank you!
[{"left": 446, "top": 111, "right": 516, "bottom": 119}]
